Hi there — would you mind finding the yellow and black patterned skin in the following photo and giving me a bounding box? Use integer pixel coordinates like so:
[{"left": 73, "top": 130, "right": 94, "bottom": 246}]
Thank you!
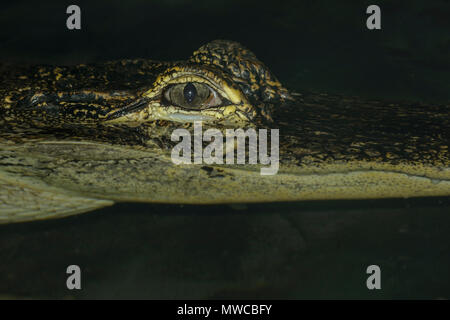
[
  {"left": 0, "top": 40, "right": 449, "bottom": 223},
  {"left": 188, "top": 40, "right": 292, "bottom": 121},
  {"left": 1, "top": 40, "right": 290, "bottom": 129},
  {"left": 0, "top": 60, "right": 168, "bottom": 123}
]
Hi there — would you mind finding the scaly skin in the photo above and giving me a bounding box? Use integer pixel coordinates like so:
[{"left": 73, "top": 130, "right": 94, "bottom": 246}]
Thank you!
[{"left": 0, "top": 40, "right": 449, "bottom": 223}]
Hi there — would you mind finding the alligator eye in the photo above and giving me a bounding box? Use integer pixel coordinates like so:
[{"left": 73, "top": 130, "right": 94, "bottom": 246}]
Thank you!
[
  {"left": 163, "top": 82, "right": 222, "bottom": 110},
  {"left": 183, "top": 82, "right": 197, "bottom": 103}
]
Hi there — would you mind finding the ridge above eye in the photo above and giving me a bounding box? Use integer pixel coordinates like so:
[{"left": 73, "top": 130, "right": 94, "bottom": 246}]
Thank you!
[{"left": 163, "top": 82, "right": 223, "bottom": 110}]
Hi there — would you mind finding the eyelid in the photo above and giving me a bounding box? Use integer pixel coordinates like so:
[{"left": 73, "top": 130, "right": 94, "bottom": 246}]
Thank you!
[
  {"left": 143, "top": 67, "right": 249, "bottom": 106},
  {"left": 167, "top": 76, "right": 227, "bottom": 97}
]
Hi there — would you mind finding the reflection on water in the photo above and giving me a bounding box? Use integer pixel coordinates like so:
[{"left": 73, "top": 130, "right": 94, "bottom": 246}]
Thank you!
[
  {"left": 0, "top": 0, "right": 449, "bottom": 299},
  {"left": 0, "top": 198, "right": 449, "bottom": 299}
]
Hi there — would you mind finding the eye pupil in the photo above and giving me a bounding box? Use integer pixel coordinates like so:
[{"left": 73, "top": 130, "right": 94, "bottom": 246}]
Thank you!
[
  {"left": 163, "top": 81, "right": 223, "bottom": 110},
  {"left": 183, "top": 83, "right": 197, "bottom": 103}
]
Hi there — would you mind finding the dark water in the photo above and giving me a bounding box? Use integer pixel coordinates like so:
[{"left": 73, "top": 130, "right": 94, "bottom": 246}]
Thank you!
[{"left": 0, "top": 0, "right": 449, "bottom": 299}]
